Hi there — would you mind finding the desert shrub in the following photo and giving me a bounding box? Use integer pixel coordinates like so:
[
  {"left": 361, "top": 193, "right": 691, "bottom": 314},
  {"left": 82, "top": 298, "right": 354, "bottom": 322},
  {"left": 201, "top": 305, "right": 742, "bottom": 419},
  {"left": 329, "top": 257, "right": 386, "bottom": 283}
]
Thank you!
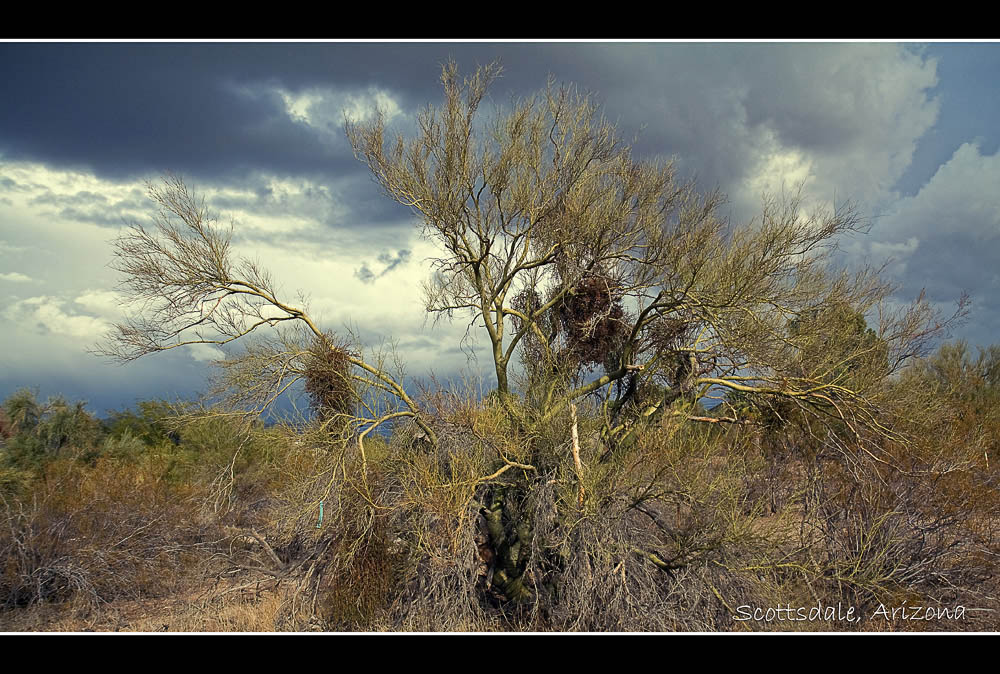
[
  {"left": 6, "top": 340, "right": 999, "bottom": 632},
  {"left": 96, "top": 427, "right": 150, "bottom": 464},
  {"left": 0, "top": 391, "right": 102, "bottom": 474},
  {"left": 0, "top": 456, "right": 218, "bottom": 611},
  {"left": 230, "top": 391, "right": 791, "bottom": 631},
  {"left": 102, "top": 400, "right": 181, "bottom": 450},
  {"left": 714, "top": 380, "right": 1000, "bottom": 632},
  {"left": 0, "top": 466, "right": 34, "bottom": 500}
]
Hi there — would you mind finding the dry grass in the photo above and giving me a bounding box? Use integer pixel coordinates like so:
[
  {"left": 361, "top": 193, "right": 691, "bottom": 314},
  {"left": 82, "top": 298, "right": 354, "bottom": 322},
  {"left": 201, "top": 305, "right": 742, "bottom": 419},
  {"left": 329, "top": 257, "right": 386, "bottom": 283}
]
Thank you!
[
  {"left": 3, "top": 379, "right": 999, "bottom": 632},
  {"left": 0, "top": 578, "right": 306, "bottom": 632},
  {"left": 0, "top": 457, "right": 222, "bottom": 612}
]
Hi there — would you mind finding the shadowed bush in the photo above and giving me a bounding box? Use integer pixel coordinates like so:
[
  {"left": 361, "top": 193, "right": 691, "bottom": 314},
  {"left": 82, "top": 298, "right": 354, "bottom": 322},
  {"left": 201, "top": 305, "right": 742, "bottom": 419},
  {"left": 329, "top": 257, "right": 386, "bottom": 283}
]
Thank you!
[{"left": 0, "top": 457, "right": 219, "bottom": 611}]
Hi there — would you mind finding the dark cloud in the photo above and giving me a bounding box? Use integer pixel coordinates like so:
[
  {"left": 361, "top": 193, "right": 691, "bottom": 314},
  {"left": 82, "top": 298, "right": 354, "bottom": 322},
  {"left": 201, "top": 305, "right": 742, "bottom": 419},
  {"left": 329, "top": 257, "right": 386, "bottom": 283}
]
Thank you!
[
  {"left": 895, "top": 43, "right": 1000, "bottom": 197},
  {"left": 377, "top": 249, "right": 411, "bottom": 273},
  {"left": 354, "top": 263, "right": 376, "bottom": 283},
  {"left": 12, "top": 184, "right": 148, "bottom": 227},
  {"left": 397, "top": 336, "right": 445, "bottom": 351},
  {"left": 2, "top": 42, "right": 997, "bottom": 415},
  {"left": 1, "top": 44, "right": 346, "bottom": 183},
  {"left": 0, "top": 43, "right": 939, "bottom": 222},
  {"left": 849, "top": 142, "right": 1000, "bottom": 351},
  {"left": 0, "top": 43, "right": 574, "bottom": 185},
  {"left": 30, "top": 190, "right": 108, "bottom": 207},
  {"left": 0, "top": 335, "right": 215, "bottom": 417},
  {"left": 354, "top": 249, "right": 412, "bottom": 284}
]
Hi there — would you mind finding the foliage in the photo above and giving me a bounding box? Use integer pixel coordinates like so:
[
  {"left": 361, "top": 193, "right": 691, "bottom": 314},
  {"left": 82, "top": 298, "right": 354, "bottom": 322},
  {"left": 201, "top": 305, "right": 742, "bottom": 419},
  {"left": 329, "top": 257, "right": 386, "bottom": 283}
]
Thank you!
[
  {"left": 102, "top": 400, "right": 180, "bottom": 450},
  {"left": 0, "top": 456, "right": 216, "bottom": 610},
  {"left": 3, "top": 62, "right": 988, "bottom": 632},
  {"left": 1, "top": 390, "right": 101, "bottom": 474}
]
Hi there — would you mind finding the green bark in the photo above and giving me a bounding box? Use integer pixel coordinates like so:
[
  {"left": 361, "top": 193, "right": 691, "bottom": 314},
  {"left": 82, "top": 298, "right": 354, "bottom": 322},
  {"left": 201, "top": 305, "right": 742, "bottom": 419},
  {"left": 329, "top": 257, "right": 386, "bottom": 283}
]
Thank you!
[{"left": 481, "top": 486, "right": 534, "bottom": 602}]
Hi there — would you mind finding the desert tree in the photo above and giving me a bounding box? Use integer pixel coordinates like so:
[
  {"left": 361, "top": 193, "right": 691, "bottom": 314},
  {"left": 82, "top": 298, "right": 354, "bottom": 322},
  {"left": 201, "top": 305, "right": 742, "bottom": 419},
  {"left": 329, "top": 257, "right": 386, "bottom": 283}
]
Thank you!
[
  {"left": 346, "top": 61, "right": 963, "bottom": 454},
  {"left": 94, "top": 174, "right": 438, "bottom": 461},
  {"left": 340, "top": 62, "right": 970, "bottom": 614},
  {"left": 95, "top": 63, "right": 970, "bottom": 618},
  {"left": 97, "top": 64, "right": 959, "bottom": 455}
]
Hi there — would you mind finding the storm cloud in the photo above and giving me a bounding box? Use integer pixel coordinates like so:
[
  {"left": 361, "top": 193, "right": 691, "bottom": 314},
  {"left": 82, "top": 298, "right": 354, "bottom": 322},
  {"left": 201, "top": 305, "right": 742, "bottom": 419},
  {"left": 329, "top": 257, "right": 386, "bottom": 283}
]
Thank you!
[{"left": 0, "top": 42, "right": 996, "bottom": 414}]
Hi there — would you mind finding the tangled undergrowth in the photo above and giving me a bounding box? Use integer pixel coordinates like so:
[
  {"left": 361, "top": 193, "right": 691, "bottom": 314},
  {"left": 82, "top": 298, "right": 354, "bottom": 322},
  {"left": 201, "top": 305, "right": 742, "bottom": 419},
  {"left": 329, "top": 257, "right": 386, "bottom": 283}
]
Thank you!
[{"left": 2, "top": 346, "right": 999, "bottom": 632}]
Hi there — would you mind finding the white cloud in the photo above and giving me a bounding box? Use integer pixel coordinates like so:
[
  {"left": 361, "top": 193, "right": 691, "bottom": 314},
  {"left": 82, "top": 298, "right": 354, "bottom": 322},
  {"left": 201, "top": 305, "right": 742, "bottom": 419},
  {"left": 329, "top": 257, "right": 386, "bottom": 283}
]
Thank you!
[
  {"left": 742, "top": 139, "right": 818, "bottom": 211},
  {"left": 0, "top": 240, "right": 30, "bottom": 255},
  {"left": 4, "top": 295, "right": 110, "bottom": 340},
  {"left": 875, "top": 143, "right": 1000, "bottom": 249},
  {"left": 279, "top": 89, "right": 326, "bottom": 125},
  {"left": 188, "top": 343, "right": 226, "bottom": 362},
  {"left": 0, "top": 159, "right": 486, "bottom": 381},
  {"left": 275, "top": 85, "right": 404, "bottom": 140},
  {"left": 4, "top": 291, "right": 233, "bottom": 366},
  {"left": 0, "top": 272, "right": 31, "bottom": 282},
  {"left": 73, "top": 289, "right": 125, "bottom": 317},
  {"left": 870, "top": 237, "right": 921, "bottom": 259},
  {"left": 591, "top": 44, "right": 939, "bottom": 223},
  {"left": 853, "top": 142, "right": 1000, "bottom": 347},
  {"left": 233, "top": 229, "right": 488, "bottom": 374},
  {"left": 343, "top": 89, "right": 402, "bottom": 124}
]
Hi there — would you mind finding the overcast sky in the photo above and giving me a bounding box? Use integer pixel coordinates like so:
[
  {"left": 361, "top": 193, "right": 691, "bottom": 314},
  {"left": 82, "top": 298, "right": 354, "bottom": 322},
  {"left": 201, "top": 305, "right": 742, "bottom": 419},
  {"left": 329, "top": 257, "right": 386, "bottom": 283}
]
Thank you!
[{"left": 1, "top": 41, "right": 998, "bottom": 416}]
